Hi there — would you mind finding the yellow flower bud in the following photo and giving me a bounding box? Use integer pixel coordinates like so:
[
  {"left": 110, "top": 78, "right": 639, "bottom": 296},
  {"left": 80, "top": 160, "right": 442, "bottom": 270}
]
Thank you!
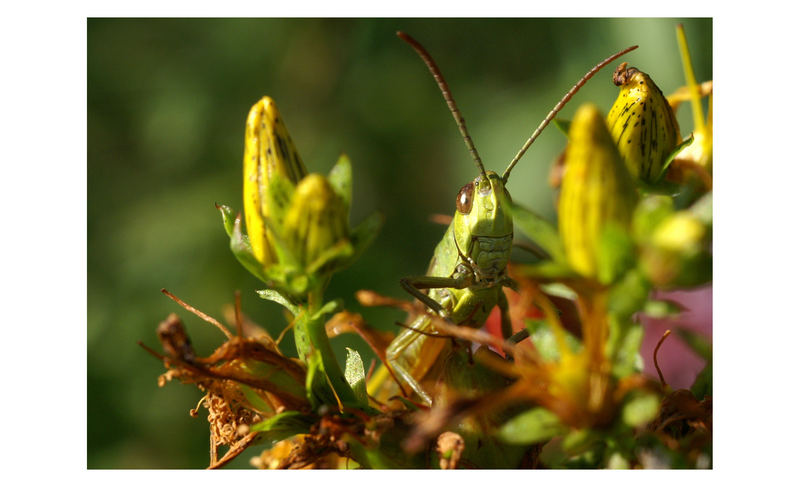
[
  {"left": 226, "top": 98, "right": 381, "bottom": 297},
  {"left": 243, "top": 97, "right": 308, "bottom": 267},
  {"left": 640, "top": 210, "right": 711, "bottom": 288},
  {"left": 607, "top": 63, "right": 681, "bottom": 183},
  {"left": 558, "top": 104, "right": 637, "bottom": 280},
  {"left": 651, "top": 212, "right": 705, "bottom": 253},
  {"left": 283, "top": 173, "right": 349, "bottom": 271}
]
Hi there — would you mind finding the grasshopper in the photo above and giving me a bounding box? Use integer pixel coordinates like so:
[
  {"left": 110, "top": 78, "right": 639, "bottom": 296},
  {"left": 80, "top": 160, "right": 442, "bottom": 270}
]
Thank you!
[{"left": 381, "top": 32, "right": 637, "bottom": 406}]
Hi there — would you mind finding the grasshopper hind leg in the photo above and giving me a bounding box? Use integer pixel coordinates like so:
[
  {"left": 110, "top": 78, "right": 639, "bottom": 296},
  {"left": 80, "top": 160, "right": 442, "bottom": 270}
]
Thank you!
[
  {"left": 386, "top": 349, "right": 433, "bottom": 407},
  {"left": 385, "top": 315, "right": 446, "bottom": 407}
]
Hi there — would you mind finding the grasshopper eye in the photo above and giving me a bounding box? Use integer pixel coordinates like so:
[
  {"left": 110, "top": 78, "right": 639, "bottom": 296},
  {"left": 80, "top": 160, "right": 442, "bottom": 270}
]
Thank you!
[{"left": 456, "top": 182, "right": 474, "bottom": 214}]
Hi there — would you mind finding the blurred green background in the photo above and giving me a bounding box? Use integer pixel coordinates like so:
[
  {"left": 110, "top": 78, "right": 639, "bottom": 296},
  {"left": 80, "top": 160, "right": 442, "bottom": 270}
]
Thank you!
[{"left": 87, "top": 18, "right": 711, "bottom": 468}]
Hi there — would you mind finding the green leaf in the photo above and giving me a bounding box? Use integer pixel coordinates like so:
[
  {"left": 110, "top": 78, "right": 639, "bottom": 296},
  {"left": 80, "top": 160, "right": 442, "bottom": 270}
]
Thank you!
[
  {"left": 328, "top": 154, "right": 353, "bottom": 211},
  {"left": 300, "top": 305, "right": 359, "bottom": 409},
  {"left": 607, "top": 269, "right": 651, "bottom": 319},
  {"left": 525, "top": 319, "right": 580, "bottom": 362},
  {"left": 643, "top": 299, "right": 686, "bottom": 319},
  {"left": 562, "top": 429, "right": 600, "bottom": 455},
  {"left": 689, "top": 190, "right": 712, "bottom": 225},
  {"left": 539, "top": 283, "right": 577, "bottom": 301},
  {"left": 510, "top": 203, "right": 565, "bottom": 263},
  {"left": 621, "top": 392, "right": 660, "bottom": 427},
  {"left": 309, "top": 299, "right": 342, "bottom": 322},
  {"left": 676, "top": 328, "right": 711, "bottom": 361},
  {"left": 344, "top": 347, "right": 368, "bottom": 406},
  {"left": 690, "top": 362, "right": 712, "bottom": 399},
  {"left": 249, "top": 411, "right": 316, "bottom": 448},
  {"left": 497, "top": 407, "right": 567, "bottom": 445},
  {"left": 305, "top": 350, "right": 337, "bottom": 409},
  {"left": 256, "top": 288, "right": 300, "bottom": 316},
  {"left": 608, "top": 315, "right": 644, "bottom": 379}
]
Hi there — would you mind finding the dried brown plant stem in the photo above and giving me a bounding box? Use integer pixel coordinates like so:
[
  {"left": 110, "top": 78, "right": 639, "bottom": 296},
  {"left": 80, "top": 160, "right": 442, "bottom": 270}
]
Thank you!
[
  {"left": 654, "top": 329, "right": 672, "bottom": 389},
  {"left": 161, "top": 288, "right": 234, "bottom": 340}
]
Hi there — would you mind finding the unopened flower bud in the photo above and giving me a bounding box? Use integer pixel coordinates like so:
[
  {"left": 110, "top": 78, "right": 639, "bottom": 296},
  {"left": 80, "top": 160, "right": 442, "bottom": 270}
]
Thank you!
[
  {"left": 558, "top": 104, "right": 637, "bottom": 280},
  {"left": 283, "top": 173, "right": 349, "bottom": 271},
  {"left": 607, "top": 63, "right": 681, "bottom": 183},
  {"left": 640, "top": 210, "right": 711, "bottom": 288},
  {"left": 243, "top": 97, "right": 308, "bottom": 268}
]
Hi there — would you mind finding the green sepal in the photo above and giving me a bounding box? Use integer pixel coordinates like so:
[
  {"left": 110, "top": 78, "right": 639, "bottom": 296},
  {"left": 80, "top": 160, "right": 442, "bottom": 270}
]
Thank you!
[
  {"left": 510, "top": 203, "right": 565, "bottom": 263},
  {"left": 596, "top": 223, "right": 636, "bottom": 285},
  {"left": 657, "top": 133, "right": 695, "bottom": 181},
  {"left": 621, "top": 391, "right": 660, "bottom": 428},
  {"left": 496, "top": 407, "right": 567, "bottom": 445},
  {"left": 328, "top": 154, "right": 353, "bottom": 211},
  {"left": 248, "top": 411, "right": 317, "bottom": 448},
  {"left": 344, "top": 347, "right": 368, "bottom": 407},
  {"left": 553, "top": 118, "right": 571, "bottom": 136},
  {"left": 216, "top": 203, "right": 236, "bottom": 237},
  {"left": 262, "top": 172, "right": 301, "bottom": 270},
  {"left": 635, "top": 178, "right": 682, "bottom": 197},
  {"left": 306, "top": 239, "right": 354, "bottom": 276},
  {"left": 346, "top": 211, "right": 384, "bottom": 267},
  {"left": 230, "top": 214, "right": 270, "bottom": 283}
]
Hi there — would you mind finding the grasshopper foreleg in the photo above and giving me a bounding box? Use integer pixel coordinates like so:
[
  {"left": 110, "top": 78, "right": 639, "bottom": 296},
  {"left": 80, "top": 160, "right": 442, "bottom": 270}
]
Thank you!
[{"left": 399, "top": 274, "right": 471, "bottom": 317}]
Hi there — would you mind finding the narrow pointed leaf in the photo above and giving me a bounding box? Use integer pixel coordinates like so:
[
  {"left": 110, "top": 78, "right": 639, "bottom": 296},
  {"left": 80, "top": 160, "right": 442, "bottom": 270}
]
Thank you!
[
  {"left": 256, "top": 288, "right": 300, "bottom": 315},
  {"left": 344, "top": 347, "right": 368, "bottom": 406},
  {"left": 510, "top": 203, "right": 565, "bottom": 263},
  {"left": 328, "top": 154, "right": 353, "bottom": 211}
]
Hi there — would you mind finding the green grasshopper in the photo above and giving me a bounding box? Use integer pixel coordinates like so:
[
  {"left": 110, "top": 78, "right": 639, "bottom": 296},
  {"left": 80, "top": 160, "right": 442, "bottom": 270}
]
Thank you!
[{"left": 381, "top": 32, "right": 637, "bottom": 406}]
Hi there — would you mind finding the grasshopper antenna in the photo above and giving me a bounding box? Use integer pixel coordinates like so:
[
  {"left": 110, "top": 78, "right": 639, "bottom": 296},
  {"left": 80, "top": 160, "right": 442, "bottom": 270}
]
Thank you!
[
  {"left": 502, "top": 45, "right": 639, "bottom": 183},
  {"left": 398, "top": 31, "right": 488, "bottom": 180}
]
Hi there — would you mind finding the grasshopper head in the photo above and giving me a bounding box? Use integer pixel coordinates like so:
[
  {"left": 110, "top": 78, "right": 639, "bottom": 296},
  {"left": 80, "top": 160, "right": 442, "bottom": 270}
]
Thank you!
[{"left": 452, "top": 171, "right": 514, "bottom": 280}]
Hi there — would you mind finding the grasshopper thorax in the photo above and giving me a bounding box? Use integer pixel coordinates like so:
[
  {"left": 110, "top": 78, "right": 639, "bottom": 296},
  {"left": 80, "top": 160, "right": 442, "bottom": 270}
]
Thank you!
[{"left": 453, "top": 171, "right": 513, "bottom": 282}]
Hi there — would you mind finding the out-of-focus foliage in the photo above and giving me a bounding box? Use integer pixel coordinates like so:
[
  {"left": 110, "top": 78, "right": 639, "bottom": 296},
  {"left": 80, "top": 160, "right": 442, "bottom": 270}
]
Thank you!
[{"left": 87, "top": 18, "right": 710, "bottom": 468}]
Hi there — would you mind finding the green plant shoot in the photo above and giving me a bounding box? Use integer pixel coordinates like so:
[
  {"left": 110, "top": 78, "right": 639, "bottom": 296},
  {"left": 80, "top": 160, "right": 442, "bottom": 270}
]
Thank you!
[{"left": 376, "top": 32, "right": 638, "bottom": 406}]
